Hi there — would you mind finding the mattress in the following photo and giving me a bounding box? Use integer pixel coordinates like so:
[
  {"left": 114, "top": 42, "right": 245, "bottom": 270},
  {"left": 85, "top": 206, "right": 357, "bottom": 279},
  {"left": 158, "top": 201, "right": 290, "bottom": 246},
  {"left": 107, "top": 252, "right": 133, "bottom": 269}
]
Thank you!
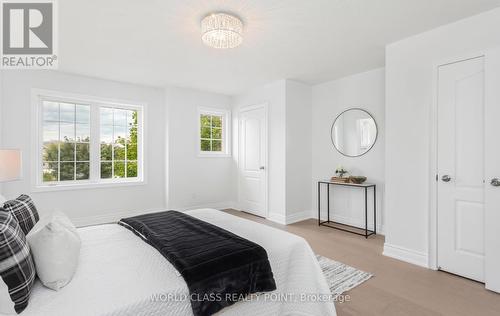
[{"left": 19, "top": 209, "right": 336, "bottom": 316}]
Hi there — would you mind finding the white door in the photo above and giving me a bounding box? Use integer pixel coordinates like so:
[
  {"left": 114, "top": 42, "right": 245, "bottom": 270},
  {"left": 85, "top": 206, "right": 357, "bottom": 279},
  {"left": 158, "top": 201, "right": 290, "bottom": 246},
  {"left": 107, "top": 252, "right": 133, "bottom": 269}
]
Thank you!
[
  {"left": 485, "top": 48, "right": 500, "bottom": 293},
  {"left": 238, "top": 105, "right": 267, "bottom": 217},
  {"left": 437, "top": 56, "right": 485, "bottom": 282}
]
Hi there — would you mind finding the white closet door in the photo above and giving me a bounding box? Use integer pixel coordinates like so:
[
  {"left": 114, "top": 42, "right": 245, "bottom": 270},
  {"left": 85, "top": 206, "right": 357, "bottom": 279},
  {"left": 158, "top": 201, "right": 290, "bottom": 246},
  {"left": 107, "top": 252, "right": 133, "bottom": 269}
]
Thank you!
[
  {"left": 437, "top": 56, "right": 485, "bottom": 282},
  {"left": 238, "top": 105, "right": 268, "bottom": 217},
  {"left": 485, "top": 48, "right": 500, "bottom": 293}
]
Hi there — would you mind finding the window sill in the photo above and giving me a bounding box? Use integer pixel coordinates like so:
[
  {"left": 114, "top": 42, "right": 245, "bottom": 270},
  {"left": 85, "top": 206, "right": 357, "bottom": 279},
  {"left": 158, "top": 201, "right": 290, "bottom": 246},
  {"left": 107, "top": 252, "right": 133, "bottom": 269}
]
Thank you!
[{"left": 32, "top": 179, "right": 146, "bottom": 192}]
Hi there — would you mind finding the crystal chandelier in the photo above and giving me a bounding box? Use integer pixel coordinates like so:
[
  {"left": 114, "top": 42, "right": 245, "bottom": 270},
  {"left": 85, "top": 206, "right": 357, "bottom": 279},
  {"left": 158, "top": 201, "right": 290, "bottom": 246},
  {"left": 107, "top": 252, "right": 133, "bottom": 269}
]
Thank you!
[{"left": 201, "top": 13, "right": 243, "bottom": 49}]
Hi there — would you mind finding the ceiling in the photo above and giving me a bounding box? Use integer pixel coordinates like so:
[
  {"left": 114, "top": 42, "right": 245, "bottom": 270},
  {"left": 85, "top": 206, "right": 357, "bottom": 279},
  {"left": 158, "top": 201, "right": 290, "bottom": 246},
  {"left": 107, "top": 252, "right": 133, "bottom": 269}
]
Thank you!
[{"left": 59, "top": 0, "right": 500, "bottom": 95}]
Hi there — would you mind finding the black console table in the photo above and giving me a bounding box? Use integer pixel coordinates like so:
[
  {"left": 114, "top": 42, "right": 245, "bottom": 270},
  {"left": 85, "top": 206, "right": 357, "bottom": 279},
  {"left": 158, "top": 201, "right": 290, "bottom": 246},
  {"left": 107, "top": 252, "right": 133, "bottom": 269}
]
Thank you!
[{"left": 317, "top": 180, "right": 376, "bottom": 238}]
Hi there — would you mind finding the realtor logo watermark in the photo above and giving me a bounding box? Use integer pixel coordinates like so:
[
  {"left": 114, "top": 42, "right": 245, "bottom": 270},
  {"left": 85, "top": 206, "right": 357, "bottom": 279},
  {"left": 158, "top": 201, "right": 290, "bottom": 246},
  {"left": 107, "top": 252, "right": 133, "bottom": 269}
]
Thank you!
[{"left": 1, "top": 0, "right": 58, "bottom": 69}]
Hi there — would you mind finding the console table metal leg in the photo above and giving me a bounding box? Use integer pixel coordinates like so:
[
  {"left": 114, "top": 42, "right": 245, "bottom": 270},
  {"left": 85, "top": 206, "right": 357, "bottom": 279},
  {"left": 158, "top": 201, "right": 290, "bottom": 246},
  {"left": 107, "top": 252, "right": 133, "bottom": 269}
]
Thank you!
[
  {"left": 327, "top": 184, "right": 330, "bottom": 222},
  {"left": 317, "top": 182, "right": 321, "bottom": 226},
  {"left": 365, "top": 187, "right": 368, "bottom": 238},
  {"left": 374, "top": 186, "right": 377, "bottom": 235}
]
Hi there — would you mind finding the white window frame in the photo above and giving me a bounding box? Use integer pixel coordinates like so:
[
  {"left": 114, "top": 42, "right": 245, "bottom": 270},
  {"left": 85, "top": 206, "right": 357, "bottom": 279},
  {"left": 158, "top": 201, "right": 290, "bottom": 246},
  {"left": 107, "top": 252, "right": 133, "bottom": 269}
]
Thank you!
[
  {"left": 31, "top": 89, "right": 146, "bottom": 191},
  {"left": 197, "top": 107, "right": 231, "bottom": 158}
]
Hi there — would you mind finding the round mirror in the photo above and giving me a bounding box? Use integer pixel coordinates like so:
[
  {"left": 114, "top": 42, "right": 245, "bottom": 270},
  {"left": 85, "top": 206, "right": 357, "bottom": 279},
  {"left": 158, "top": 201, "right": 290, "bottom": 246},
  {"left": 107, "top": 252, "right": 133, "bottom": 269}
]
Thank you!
[{"left": 331, "top": 108, "right": 378, "bottom": 157}]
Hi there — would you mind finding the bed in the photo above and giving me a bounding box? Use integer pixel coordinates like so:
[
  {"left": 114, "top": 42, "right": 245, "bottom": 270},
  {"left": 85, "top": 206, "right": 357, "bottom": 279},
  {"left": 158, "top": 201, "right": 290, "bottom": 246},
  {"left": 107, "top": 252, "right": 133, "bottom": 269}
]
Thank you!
[{"left": 21, "top": 209, "right": 336, "bottom": 316}]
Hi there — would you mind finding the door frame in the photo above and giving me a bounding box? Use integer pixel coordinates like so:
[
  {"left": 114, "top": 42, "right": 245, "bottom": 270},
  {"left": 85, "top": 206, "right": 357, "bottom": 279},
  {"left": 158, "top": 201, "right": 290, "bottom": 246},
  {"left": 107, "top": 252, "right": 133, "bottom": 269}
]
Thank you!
[
  {"left": 429, "top": 51, "right": 486, "bottom": 271},
  {"left": 237, "top": 103, "right": 269, "bottom": 218}
]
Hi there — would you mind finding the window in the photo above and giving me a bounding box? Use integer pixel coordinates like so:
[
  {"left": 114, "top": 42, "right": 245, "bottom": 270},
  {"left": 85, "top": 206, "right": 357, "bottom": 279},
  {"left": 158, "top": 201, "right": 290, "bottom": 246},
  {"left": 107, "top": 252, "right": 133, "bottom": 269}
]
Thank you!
[
  {"left": 99, "top": 107, "right": 139, "bottom": 179},
  {"left": 198, "top": 108, "right": 230, "bottom": 157},
  {"left": 42, "top": 102, "right": 91, "bottom": 182},
  {"left": 35, "top": 91, "right": 144, "bottom": 189}
]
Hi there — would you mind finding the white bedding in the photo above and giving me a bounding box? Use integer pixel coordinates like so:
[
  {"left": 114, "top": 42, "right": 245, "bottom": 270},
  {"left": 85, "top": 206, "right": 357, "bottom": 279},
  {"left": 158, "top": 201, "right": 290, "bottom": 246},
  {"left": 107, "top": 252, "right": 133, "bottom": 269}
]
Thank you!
[{"left": 20, "top": 209, "right": 336, "bottom": 316}]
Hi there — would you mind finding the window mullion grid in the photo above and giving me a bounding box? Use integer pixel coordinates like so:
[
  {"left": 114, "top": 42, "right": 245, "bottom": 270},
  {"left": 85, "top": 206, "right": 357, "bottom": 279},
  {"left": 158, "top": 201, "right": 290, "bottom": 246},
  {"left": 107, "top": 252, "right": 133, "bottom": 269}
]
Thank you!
[
  {"left": 221, "top": 116, "right": 224, "bottom": 152},
  {"left": 57, "top": 103, "right": 61, "bottom": 182},
  {"left": 124, "top": 112, "right": 128, "bottom": 178},
  {"left": 39, "top": 99, "right": 142, "bottom": 186},
  {"left": 90, "top": 104, "right": 101, "bottom": 182},
  {"left": 210, "top": 115, "right": 213, "bottom": 151},
  {"left": 136, "top": 109, "right": 142, "bottom": 180},
  {"left": 111, "top": 109, "right": 115, "bottom": 179},
  {"left": 73, "top": 105, "right": 76, "bottom": 181}
]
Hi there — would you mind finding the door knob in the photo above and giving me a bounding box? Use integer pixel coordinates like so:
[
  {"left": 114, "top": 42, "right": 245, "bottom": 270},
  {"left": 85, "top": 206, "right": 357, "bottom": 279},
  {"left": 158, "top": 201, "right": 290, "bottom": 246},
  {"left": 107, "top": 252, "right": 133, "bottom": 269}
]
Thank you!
[
  {"left": 441, "top": 175, "right": 452, "bottom": 182},
  {"left": 259, "top": 166, "right": 265, "bottom": 170},
  {"left": 491, "top": 178, "right": 500, "bottom": 187}
]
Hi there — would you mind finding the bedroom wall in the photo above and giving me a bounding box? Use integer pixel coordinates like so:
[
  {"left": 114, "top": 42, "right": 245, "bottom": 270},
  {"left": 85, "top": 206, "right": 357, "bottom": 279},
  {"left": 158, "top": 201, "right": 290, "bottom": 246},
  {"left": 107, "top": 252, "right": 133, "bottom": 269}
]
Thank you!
[
  {"left": 311, "top": 68, "right": 385, "bottom": 232},
  {"left": 285, "top": 80, "right": 312, "bottom": 222},
  {"left": 232, "top": 80, "right": 314, "bottom": 224},
  {"left": 165, "top": 86, "right": 236, "bottom": 210},
  {"left": 0, "top": 70, "right": 166, "bottom": 226},
  {"left": 384, "top": 7, "right": 500, "bottom": 267},
  {"left": 232, "top": 80, "right": 288, "bottom": 222}
]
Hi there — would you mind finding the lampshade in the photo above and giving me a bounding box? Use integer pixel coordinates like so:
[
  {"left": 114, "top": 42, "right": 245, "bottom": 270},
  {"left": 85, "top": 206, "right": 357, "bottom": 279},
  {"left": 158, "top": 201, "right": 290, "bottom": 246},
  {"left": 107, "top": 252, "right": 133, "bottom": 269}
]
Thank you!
[
  {"left": 201, "top": 13, "right": 243, "bottom": 49},
  {"left": 0, "top": 149, "right": 22, "bottom": 182}
]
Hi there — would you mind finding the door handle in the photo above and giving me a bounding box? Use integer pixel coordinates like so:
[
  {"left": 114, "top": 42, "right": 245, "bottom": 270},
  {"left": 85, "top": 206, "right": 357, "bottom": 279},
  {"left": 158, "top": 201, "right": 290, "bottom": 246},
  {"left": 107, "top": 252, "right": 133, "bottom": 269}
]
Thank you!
[
  {"left": 441, "top": 175, "right": 452, "bottom": 182},
  {"left": 259, "top": 166, "right": 265, "bottom": 170},
  {"left": 491, "top": 178, "right": 500, "bottom": 187}
]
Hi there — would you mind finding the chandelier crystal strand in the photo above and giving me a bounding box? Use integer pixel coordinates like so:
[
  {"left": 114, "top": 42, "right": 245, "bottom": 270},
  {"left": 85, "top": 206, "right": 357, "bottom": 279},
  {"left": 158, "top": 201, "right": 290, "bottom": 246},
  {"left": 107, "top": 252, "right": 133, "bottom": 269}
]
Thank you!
[{"left": 201, "top": 13, "right": 243, "bottom": 49}]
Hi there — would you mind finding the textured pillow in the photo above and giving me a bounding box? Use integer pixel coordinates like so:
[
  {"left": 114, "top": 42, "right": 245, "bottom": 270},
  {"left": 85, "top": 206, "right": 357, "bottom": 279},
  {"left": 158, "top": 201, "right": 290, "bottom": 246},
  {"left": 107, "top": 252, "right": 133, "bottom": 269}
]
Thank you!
[
  {"left": 0, "top": 210, "right": 36, "bottom": 314},
  {"left": 3, "top": 195, "right": 40, "bottom": 235},
  {"left": 26, "top": 212, "right": 81, "bottom": 291}
]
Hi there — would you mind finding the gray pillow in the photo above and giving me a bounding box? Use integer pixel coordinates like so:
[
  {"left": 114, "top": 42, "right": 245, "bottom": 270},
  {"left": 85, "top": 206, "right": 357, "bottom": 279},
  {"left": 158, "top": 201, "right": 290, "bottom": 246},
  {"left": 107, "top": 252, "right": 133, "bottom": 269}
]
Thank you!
[{"left": 2, "top": 195, "right": 40, "bottom": 235}]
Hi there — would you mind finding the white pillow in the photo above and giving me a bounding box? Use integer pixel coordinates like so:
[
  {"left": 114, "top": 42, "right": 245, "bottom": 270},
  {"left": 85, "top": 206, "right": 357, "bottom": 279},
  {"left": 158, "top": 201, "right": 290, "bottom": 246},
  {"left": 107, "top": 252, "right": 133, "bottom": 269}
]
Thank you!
[{"left": 26, "top": 212, "right": 81, "bottom": 291}]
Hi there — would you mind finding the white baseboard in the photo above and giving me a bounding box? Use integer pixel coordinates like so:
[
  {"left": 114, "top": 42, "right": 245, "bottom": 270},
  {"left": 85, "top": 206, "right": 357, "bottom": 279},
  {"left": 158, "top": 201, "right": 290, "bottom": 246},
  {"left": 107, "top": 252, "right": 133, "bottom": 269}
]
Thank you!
[
  {"left": 266, "top": 210, "right": 385, "bottom": 230},
  {"left": 310, "top": 211, "right": 385, "bottom": 235},
  {"left": 267, "top": 212, "right": 287, "bottom": 225},
  {"left": 72, "top": 201, "right": 237, "bottom": 227},
  {"left": 383, "top": 243, "right": 428, "bottom": 268},
  {"left": 267, "top": 211, "right": 313, "bottom": 225},
  {"left": 72, "top": 208, "right": 165, "bottom": 227},
  {"left": 286, "top": 210, "right": 314, "bottom": 224},
  {"left": 175, "top": 201, "right": 237, "bottom": 211}
]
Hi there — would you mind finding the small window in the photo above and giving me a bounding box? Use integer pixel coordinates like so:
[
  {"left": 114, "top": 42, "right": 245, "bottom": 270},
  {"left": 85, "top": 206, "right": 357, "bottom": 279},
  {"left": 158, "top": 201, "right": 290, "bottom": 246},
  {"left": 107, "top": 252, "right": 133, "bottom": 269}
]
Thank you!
[
  {"left": 198, "top": 108, "right": 230, "bottom": 157},
  {"left": 35, "top": 91, "right": 144, "bottom": 190}
]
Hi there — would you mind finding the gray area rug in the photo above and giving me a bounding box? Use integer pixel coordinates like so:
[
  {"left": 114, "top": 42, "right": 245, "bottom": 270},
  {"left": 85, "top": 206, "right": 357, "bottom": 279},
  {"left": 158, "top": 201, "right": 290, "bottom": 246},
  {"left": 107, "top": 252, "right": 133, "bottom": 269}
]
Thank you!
[{"left": 316, "top": 255, "right": 373, "bottom": 297}]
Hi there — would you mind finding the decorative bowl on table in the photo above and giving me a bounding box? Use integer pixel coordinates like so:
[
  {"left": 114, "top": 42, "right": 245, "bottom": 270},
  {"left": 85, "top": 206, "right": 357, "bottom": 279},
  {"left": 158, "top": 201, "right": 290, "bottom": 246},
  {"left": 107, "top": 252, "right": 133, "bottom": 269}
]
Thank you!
[{"left": 349, "top": 176, "right": 367, "bottom": 184}]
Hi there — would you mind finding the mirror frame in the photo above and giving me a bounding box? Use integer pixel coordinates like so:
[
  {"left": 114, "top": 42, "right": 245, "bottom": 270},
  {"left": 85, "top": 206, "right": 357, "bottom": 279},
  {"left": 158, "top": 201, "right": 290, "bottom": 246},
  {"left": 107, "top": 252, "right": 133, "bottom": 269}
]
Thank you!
[{"left": 330, "top": 108, "right": 378, "bottom": 158}]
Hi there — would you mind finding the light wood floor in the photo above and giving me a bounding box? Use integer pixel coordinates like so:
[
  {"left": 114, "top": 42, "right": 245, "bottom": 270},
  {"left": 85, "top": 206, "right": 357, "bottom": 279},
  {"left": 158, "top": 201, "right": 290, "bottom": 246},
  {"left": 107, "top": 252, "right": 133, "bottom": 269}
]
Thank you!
[{"left": 222, "top": 209, "right": 500, "bottom": 316}]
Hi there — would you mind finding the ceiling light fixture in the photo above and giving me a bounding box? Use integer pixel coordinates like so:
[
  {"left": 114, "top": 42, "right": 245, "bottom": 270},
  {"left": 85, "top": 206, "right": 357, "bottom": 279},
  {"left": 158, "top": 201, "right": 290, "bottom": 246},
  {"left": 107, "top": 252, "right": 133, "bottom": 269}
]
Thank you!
[{"left": 201, "top": 13, "right": 243, "bottom": 49}]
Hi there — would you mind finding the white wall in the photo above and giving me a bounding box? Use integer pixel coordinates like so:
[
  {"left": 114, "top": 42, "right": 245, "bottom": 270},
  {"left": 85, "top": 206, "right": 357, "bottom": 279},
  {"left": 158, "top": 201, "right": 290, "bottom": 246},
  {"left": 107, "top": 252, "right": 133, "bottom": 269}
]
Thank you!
[
  {"left": 285, "top": 80, "right": 312, "bottom": 221},
  {"left": 233, "top": 80, "right": 287, "bottom": 222},
  {"left": 0, "top": 70, "right": 166, "bottom": 226},
  {"left": 165, "top": 86, "right": 235, "bottom": 210},
  {"left": 311, "top": 68, "right": 385, "bottom": 232},
  {"left": 384, "top": 8, "right": 500, "bottom": 267}
]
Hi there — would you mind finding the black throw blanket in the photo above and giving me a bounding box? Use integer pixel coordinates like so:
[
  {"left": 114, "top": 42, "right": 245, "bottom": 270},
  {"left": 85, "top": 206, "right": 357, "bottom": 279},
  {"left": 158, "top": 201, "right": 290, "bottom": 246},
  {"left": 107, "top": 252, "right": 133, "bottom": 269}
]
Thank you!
[{"left": 118, "top": 211, "right": 276, "bottom": 316}]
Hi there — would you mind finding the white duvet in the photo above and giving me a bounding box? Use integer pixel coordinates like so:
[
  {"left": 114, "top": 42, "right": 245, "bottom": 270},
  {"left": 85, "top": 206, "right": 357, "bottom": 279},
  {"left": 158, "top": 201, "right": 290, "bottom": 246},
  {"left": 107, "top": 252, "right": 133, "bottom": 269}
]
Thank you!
[{"left": 20, "top": 209, "right": 336, "bottom": 316}]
